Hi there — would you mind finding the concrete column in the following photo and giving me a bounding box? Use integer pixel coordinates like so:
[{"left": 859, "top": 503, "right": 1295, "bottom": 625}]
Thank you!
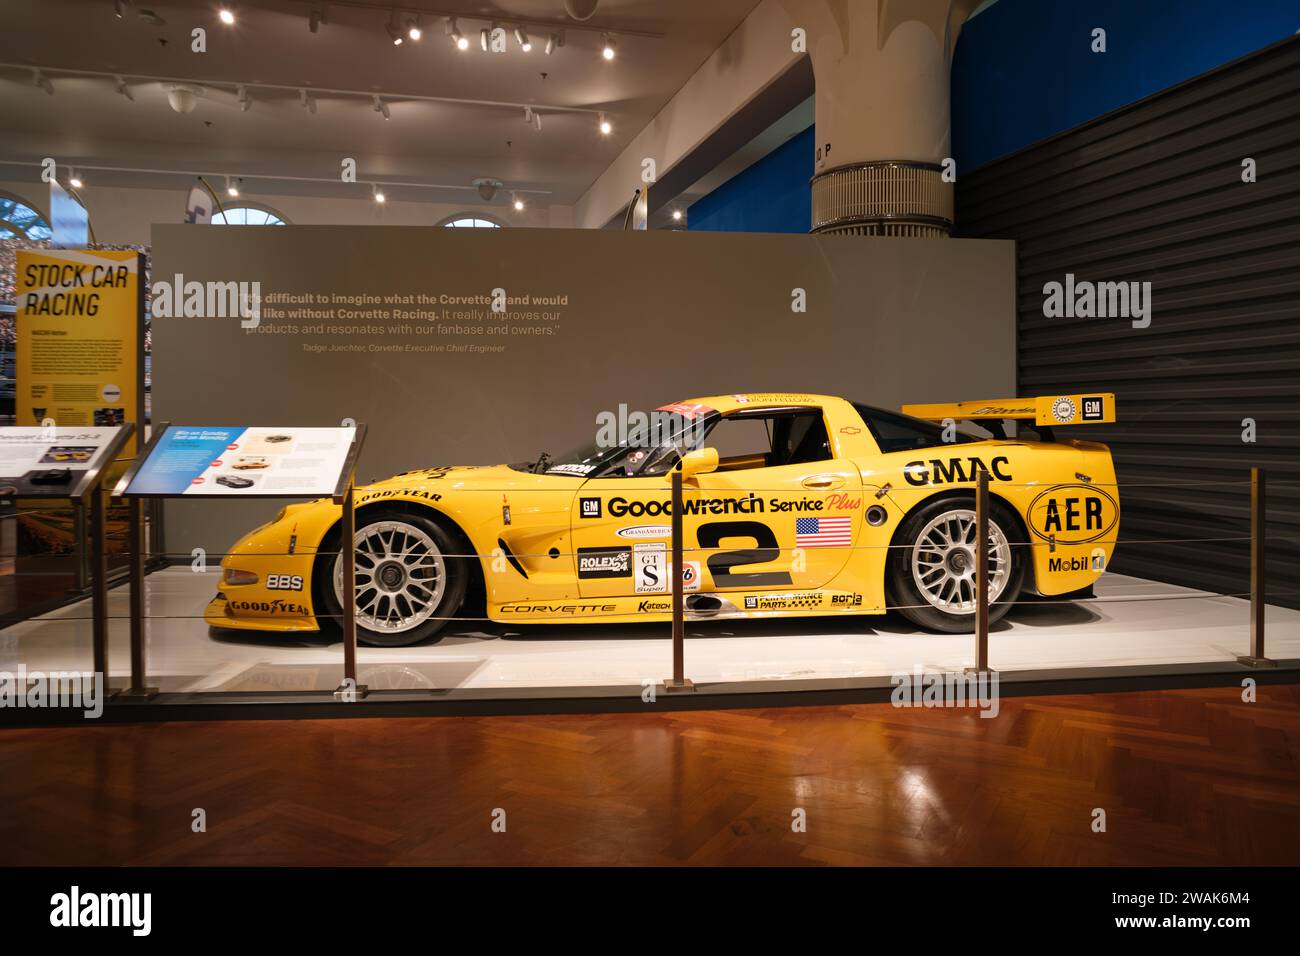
[{"left": 788, "top": 0, "right": 982, "bottom": 236}]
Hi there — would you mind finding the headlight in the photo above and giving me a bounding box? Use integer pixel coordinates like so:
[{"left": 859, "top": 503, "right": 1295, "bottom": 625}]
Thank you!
[{"left": 223, "top": 568, "right": 259, "bottom": 586}]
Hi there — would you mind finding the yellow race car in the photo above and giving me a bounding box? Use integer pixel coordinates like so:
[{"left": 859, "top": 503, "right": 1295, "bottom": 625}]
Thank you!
[{"left": 206, "top": 392, "right": 1119, "bottom": 646}]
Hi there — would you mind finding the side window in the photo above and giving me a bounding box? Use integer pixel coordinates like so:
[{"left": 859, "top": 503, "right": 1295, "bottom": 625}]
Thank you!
[
  {"left": 853, "top": 404, "right": 975, "bottom": 453},
  {"left": 703, "top": 411, "right": 832, "bottom": 471}
]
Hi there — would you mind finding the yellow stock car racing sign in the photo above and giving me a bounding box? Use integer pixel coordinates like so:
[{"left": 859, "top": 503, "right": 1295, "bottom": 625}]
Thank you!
[{"left": 206, "top": 392, "right": 1120, "bottom": 646}]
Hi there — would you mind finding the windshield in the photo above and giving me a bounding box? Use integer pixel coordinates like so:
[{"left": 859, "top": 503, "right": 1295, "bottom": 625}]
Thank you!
[{"left": 520, "top": 406, "right": 720, "bottom": 478}]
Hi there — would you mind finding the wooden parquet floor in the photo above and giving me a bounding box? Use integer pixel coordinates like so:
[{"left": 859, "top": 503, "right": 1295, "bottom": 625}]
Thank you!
[{"left": 2, "top": 686, "right": 1299, "bottom": 866}]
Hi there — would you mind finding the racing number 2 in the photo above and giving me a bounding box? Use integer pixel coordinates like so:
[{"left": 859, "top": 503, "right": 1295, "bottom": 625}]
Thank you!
[{"left": 697, "top": 521, "right": 793, "bottom": 588}]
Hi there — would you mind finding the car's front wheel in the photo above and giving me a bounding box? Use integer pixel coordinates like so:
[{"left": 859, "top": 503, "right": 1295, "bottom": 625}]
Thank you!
[
  {"left": 317, "top": 509, "right": 467, "bottom": 647},
  {"left": 888, "top": 497, "right": 1026, "bottom": 633}
]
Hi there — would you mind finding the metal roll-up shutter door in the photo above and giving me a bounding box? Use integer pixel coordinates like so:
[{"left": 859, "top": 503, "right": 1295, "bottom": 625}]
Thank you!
[{"left": 956, "top": 37, "right": 1300, "bottom": 607}]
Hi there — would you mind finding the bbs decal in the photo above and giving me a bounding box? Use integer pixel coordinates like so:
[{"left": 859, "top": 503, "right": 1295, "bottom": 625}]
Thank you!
[
  {"left": 266, "top": 574, "right": 304, "bottom": 591},
  {"left": 696, "top": 521, "right": 792, "bottom": 589}
]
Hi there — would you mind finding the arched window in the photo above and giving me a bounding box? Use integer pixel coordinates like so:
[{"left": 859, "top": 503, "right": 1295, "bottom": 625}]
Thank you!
[
  {"left": 211, "top": 204, "right": 288, "bottom": 225},
  {"left": 440, "top": 216, "right": 501, "bottom": 228},
  {"left": 0, "top": 193, "right": 53, "bottom": 240}
]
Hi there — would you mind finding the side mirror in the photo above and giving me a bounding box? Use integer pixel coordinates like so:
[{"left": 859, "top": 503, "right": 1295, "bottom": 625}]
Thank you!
[{"left": 677, "top": 447, "right": 718, "bottom": 479}]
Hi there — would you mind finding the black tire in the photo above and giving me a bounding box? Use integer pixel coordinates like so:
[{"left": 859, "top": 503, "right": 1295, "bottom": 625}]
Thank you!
[
  {"left": 315, "top": 509, "right": 468, "bottom": 647},
  {"left": 887, "top": 495, "right": 1027, "bottom": 633}
]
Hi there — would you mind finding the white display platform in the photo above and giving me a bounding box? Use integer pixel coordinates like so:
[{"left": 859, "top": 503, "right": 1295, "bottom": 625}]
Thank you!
[{"left": 3, "top": 569, "right": 1297, "bottom": 695}]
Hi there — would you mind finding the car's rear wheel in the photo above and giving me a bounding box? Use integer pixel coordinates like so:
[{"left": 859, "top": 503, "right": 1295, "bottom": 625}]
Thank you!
[
  {"left": 888, "top": 497, "right": 1026, "bottom": 633},
  {"left": 317, "top": 509, "right": 467, "bottom": 647}
]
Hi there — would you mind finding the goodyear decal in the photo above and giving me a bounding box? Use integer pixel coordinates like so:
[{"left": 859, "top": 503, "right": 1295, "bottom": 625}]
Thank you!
[{"left": 1028, "top": 484, "right": 1119, "bottom": 544}]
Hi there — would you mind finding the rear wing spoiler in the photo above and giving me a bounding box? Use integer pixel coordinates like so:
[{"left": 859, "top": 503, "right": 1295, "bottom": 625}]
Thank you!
[{"left": 901, "top": 393, "right": 1116, "bottom": 427}]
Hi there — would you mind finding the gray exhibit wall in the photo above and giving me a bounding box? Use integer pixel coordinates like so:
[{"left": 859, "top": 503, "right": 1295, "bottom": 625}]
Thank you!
[{"left": 151, "top": 225, "right": 1015, "bottom": 552}]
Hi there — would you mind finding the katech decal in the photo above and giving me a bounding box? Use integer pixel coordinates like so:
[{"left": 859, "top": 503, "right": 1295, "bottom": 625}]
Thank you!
[
  {"left": 903, "top": 455, "right": 1013, "bottom": 486},
  {"left": 577, "top": 546, "right": 632, "bottom": 579},
  {"left": 1029, "top": 484, "right": 1119, "bottom": 544}
]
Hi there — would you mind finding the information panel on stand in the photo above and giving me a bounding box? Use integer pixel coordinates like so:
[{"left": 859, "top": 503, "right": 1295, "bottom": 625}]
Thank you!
[
  {"left": 0, "top": 424, "right": 133, "bottom": 498},
  {"left": 118, "top": 425, "right": 358, "bottom": 498}
]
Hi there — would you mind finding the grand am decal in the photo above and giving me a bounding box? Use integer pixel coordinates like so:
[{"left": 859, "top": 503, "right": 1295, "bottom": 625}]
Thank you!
[
  {"left": 903, "top": 455, "right": 1013, "bottom": 486},
  {"left": 577, "top": 546, "right": 632, "bottom": 579},
  {"left": 616, "top": 524, "right": 671, "bottom": 540},
  {"left": 1028, "top": 484, "right": 1119, "bottom": 544}
]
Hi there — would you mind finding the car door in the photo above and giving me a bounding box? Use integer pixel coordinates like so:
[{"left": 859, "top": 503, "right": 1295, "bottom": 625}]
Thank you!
[{"left": 569, "top": 407, "right": 863, "bottom": 598}]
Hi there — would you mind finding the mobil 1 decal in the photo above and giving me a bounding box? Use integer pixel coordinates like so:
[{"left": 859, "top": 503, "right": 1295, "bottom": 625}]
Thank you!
[{"left": 1028, "top": 484, "right": 1119, "bottom": 544}]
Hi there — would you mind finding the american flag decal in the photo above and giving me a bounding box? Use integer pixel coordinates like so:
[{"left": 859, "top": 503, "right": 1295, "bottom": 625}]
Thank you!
[{"left": 794, "top": 516, "right": 853, "bottom": 548}]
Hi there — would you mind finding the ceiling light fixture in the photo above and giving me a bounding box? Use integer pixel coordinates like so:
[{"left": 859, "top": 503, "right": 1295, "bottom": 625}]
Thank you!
[
  {"left": 601, "top": 34, "right": 616, "bottom": 60},
  {"left": 545, "top": 32, "right": 564, "bottom": 55},
  {"left": 372, "top": 95, "right": 390, "bottom": 120},
  {"left": 69, "top": 171, "right": 83, "bottom": 189},
  {"left": 308, "top": 5, "right": 323, "bottom": 33},
  {"left": 218, "top": 4, "right": 235, "bottom": 26},
  {"left": 32, "top": 69, "right": 53, "bottom": 95},
  {"left": 300, "top": 89, "right": 316, "bottom": 114},
  {"left": 449, "top": 18, "right": 468, "bottom": 50},
  {"left": 672, "top": 209, "right": 682, "bottom": 221},
  {"left": 236, "top": 84, "right": 251, "bottom": 111},
  {"left": 480, "top": 26, "right": 490, "bottom": 51},
  {"left": 386, "top": 15, "right": 403, "bottom": 45},
  {"left": 512, "top": 193, "right": 525, "bottom": 211},
  {"left": 372, "top": 184, "right": 386, "bottom": 203},
  {"left": 598, "top": 112, "right": 611, "bottom": 135},
  {"left": 114, "top": 75, "right": 134, "bottom": 101},
  {"left": 113, "top": 0, "right": 129, "bottom": 19},
  {"left": 514, "top": 27, "right": 531, "bottom": 52},
  {"left": 225, "top": 176, "right": 239, "bottom": 197},
  {"left": 407, "top": 16, "right": 422, "bottom": 41}
]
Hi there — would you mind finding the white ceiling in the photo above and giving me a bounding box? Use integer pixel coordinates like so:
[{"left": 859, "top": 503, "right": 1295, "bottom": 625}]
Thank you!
[{"left": 0, "top": 0, "right": 761, "bottom": 206}]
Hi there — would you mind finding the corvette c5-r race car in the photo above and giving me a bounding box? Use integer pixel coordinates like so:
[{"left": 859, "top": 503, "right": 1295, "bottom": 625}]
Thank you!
[{"left": 206, "top": 392, "right": 1120, "bottom": 646}]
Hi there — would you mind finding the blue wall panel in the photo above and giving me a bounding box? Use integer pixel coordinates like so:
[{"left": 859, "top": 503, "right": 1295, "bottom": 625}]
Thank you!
[
  {"left": 687, "top": 1, "right": 1298, "bottom": 230},
  {"left": 952, "top": 0, "right": 1300, "bottom": 170},
  {"left": 687, "top": 126, "right": 814, "bottom": 234}
]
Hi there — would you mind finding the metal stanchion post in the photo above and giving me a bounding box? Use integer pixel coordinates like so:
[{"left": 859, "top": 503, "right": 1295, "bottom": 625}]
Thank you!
[
  {"left": 119, "top": 494, "right": 157, "bottom": 699},
  {"left": 966, "top": 469, "right": 991, "bottom": 674},
  {"left": 1238, "top": 466, "right": 1275, "bottom": 668},
  {"left": 334, "top": 476, "right": 368, "bottom": 699},
  {"left": 88, "top": 484, "right": 119, "bottom": 697},
  {"left": 663, "top": 464, "right": 693, "bottom": 693}
]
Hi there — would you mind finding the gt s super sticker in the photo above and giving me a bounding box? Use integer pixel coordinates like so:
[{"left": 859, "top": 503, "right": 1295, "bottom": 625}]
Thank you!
[{"left": 1028, "top": 484, "right": 1119, "bottom": 544}]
